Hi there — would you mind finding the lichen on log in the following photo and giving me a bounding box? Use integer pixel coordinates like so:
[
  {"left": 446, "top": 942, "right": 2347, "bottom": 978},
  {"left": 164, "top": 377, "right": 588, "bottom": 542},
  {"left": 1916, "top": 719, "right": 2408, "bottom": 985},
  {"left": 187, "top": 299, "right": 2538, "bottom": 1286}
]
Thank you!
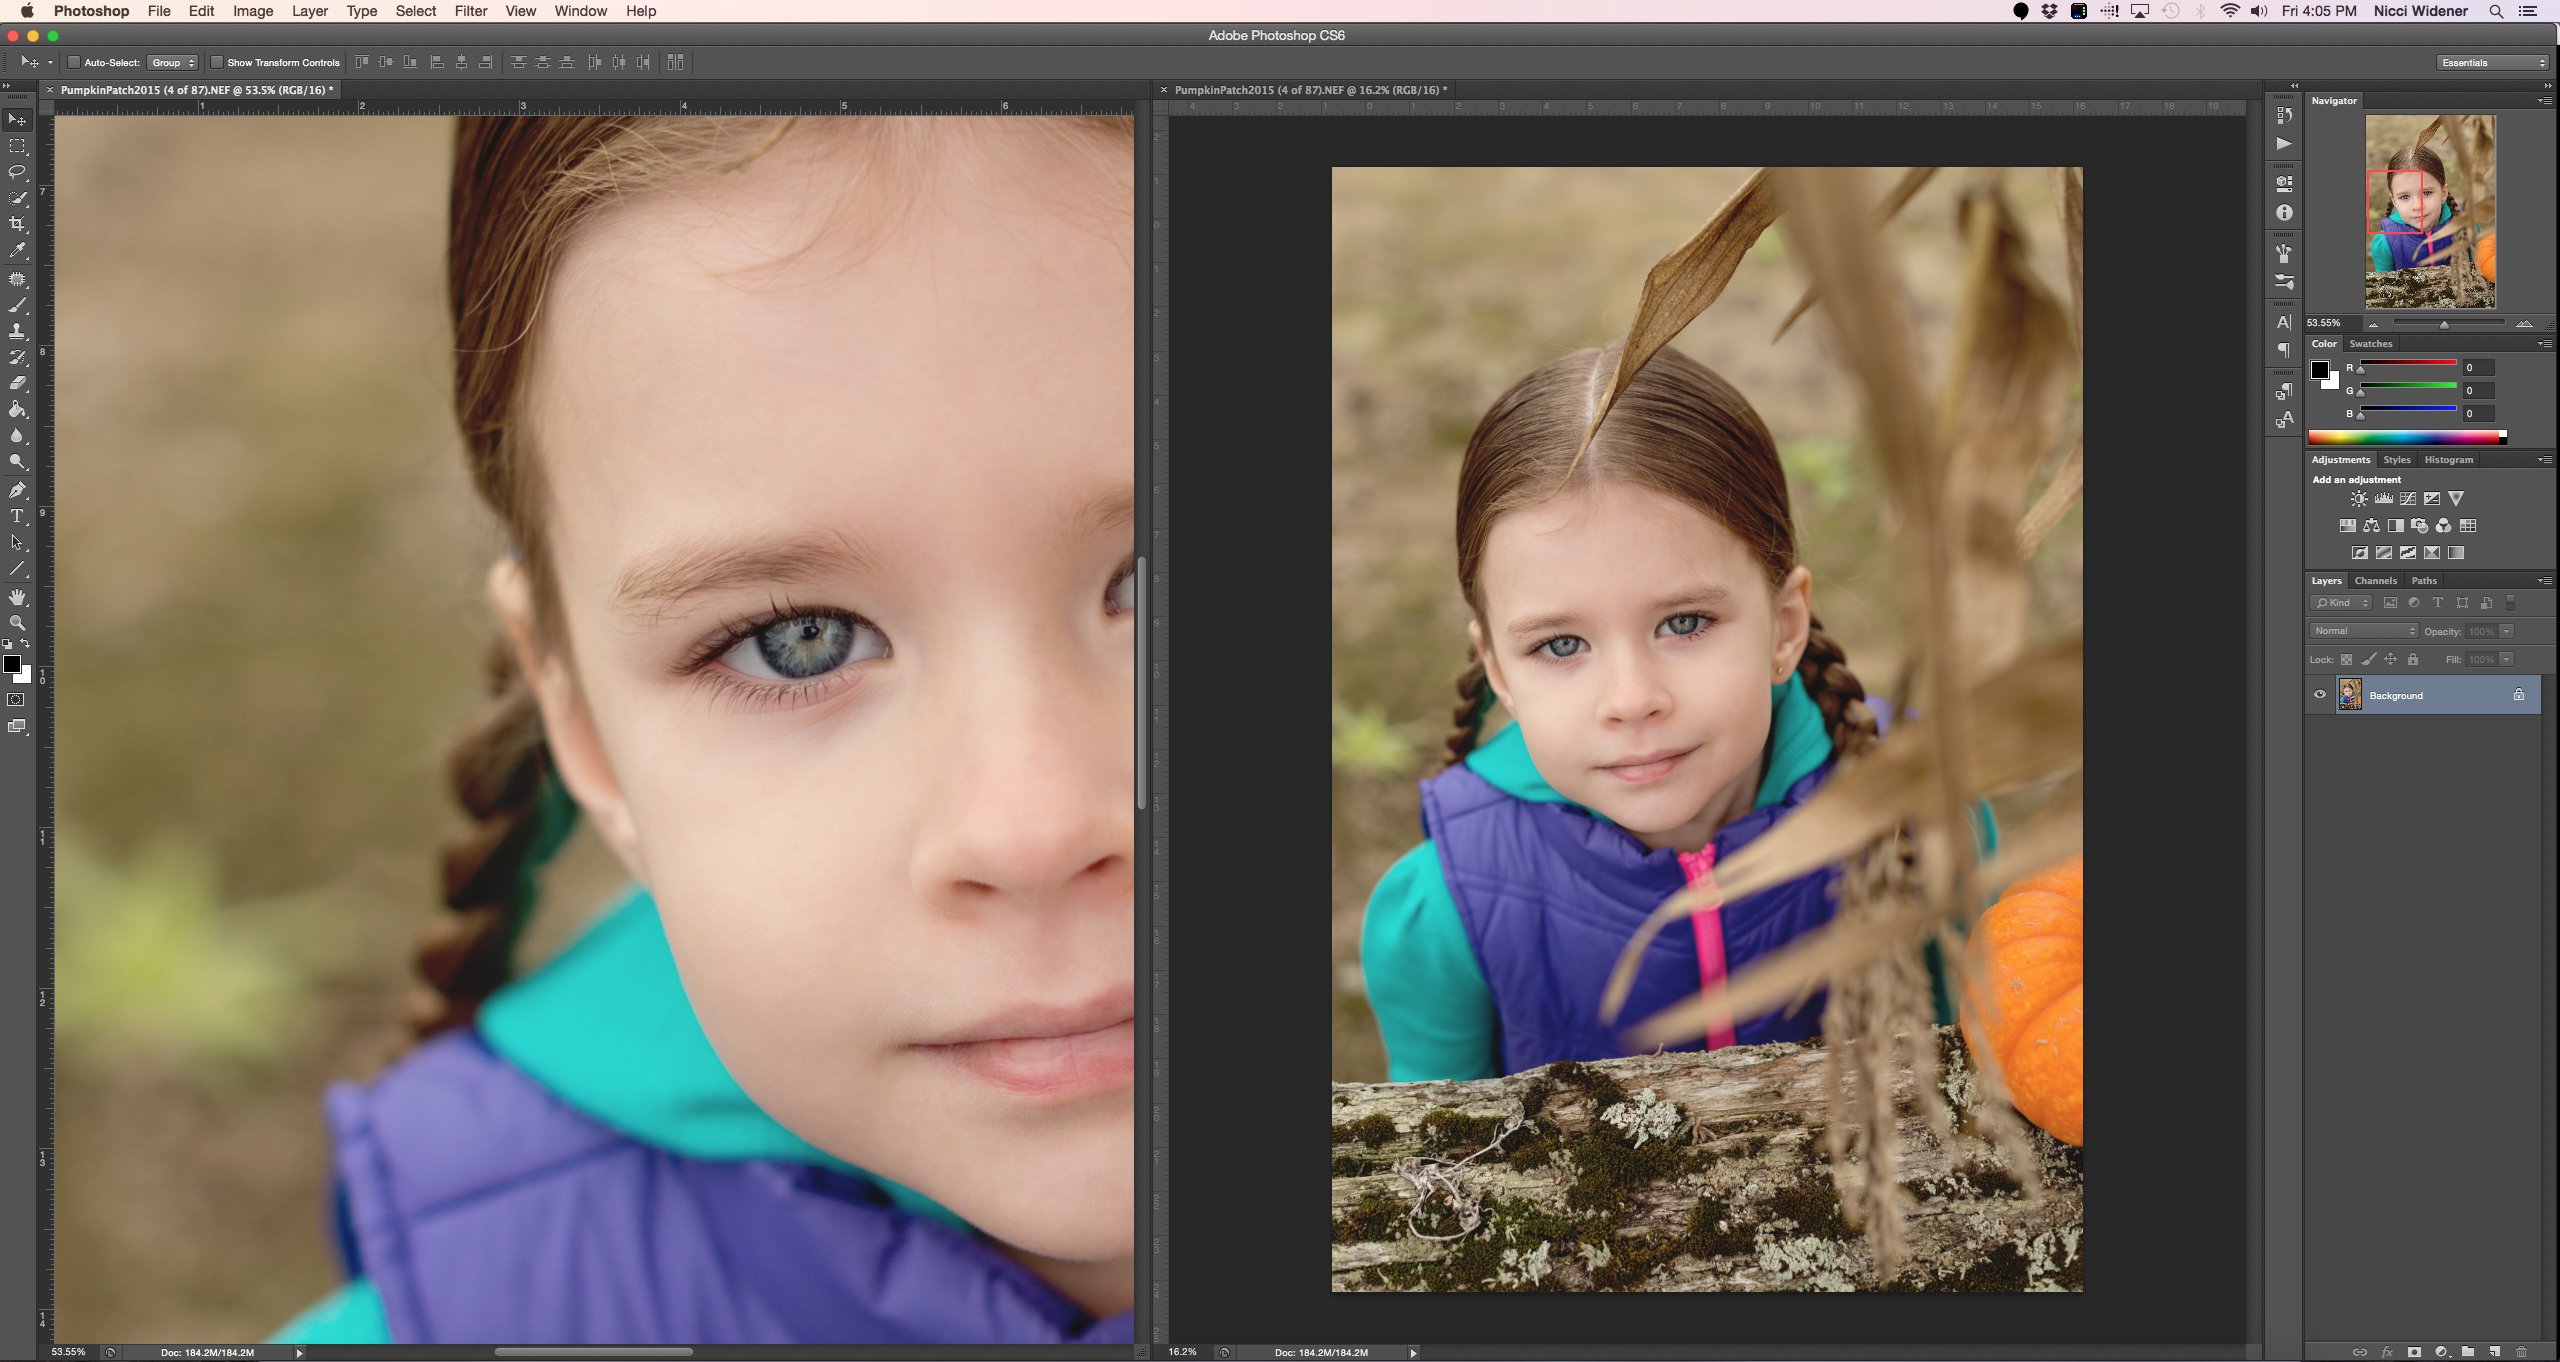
[
  {"left": 1329, "top": 1026, "right": 2081, "bottom": 1292},
  {"left": 2366, "top": 264, "right": 2494, "bottom": 310}
]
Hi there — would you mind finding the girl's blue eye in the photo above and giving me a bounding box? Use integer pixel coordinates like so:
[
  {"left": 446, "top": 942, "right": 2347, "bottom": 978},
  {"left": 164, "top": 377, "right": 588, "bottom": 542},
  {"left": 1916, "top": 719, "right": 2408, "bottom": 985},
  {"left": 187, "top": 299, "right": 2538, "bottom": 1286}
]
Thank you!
[
  {"left": 1537, "top": 636, "right": 1587, "bottom": 660},
  {"left": 1659, "top": 613, "right": 1708, "bottom": 637},
  {"left": 723, "top": 612, "right": 889, "bottom": 681}
]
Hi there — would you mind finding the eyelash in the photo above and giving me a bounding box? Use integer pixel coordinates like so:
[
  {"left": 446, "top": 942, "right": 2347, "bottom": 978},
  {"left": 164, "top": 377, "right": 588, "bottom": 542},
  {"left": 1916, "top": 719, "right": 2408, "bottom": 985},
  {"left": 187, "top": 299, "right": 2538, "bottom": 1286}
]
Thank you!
[
  {"left": 674, "top": 562, "right": 1139, "bottom": 712},
  {"left": 1106, "top": 558, "right": 1139, "bottom": 617},
  {"left": 1526, "top": 614, "right": 1718, "bottom": 661},
  {"left": 677, "top": 599, "right": 878, "bottom": 713}
]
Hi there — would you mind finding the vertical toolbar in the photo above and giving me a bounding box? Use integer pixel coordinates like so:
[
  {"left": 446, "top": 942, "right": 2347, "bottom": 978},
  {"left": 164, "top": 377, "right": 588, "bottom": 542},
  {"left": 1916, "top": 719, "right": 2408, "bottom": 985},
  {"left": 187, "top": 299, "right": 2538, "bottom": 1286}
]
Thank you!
[
  {"left": 2268, "top": 91, "right": 2303, "bottom": 438},
  {"left": 2, "top": 79, "right": 41, "bottom": 1354}
]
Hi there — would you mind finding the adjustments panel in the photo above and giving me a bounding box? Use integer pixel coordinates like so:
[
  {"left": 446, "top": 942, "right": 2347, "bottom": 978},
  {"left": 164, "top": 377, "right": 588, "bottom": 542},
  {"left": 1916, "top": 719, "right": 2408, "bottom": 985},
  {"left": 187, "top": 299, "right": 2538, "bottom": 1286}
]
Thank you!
[{"left": 2301, "top": 327, "right": 2556, "bottom": 712}]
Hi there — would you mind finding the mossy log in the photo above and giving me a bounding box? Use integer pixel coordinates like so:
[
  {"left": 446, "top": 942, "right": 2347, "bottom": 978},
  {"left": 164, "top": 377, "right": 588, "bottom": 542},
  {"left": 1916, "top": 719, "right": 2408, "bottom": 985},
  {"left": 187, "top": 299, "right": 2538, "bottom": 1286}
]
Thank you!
[
  {"left": 2366, "top": 264, "right": 2494, "bottom": 309},
  {"left": 1329, "top": 1027, "right": 2082, "bottom": 1292}
]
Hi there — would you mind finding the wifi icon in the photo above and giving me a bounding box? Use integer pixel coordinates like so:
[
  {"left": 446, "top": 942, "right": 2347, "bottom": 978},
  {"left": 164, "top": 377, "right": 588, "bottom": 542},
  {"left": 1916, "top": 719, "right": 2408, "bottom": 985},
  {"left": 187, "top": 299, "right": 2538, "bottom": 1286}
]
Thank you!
[{"left": 2220, "top": 1, "right": 2240, "bottom": 11}]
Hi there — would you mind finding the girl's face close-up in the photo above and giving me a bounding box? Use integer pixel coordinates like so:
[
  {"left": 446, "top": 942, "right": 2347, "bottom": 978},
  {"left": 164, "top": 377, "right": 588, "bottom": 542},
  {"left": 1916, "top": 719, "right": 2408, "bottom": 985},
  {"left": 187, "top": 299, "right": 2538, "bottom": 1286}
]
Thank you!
[
  {"left": 506, "top": 124, "right": 1135, "bottom": 1279},
  {"left": 1473, "top": 481, "right": 1809, "bottom": 854},
  {"left": 2389, "top": 169, "right": 2444, "bottom": 228}
]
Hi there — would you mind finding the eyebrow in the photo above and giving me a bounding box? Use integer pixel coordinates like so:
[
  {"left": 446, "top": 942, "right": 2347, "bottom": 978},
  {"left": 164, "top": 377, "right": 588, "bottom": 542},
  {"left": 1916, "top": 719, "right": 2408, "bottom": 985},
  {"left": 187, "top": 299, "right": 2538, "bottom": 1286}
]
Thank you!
[
  {"left": 608, "top": 485, "right": 1135, "bottom": 623},
  {"left": 1503, "top": 585, "right": 1734, "bottom": 639},
  {"left": 610, "top": 530, "right": 885, "bottom": 622},
  {"left": 1078, "top": 486, "right": 1137, "bottom": 541}
]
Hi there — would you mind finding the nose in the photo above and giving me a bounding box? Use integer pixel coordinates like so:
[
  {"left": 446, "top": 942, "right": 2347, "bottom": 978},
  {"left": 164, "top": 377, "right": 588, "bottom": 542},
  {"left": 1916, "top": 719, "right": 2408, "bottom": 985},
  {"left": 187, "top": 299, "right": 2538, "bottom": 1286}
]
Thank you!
[
  {"left": 1593, "top": 645, "right": 1672, "bottom": 727},
  {"left": 910, "top": 643, "right": 1134, "bottom": 919}
]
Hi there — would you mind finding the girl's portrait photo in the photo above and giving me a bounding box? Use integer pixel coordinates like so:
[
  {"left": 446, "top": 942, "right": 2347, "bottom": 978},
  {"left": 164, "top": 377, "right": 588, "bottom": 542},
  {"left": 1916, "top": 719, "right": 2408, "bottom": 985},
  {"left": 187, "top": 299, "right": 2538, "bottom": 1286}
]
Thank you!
[
  {"left": 57, "top": 115, "right": 1135, "bottom": 1345},
  {"left": 2365, "top": 113, "right": 2497, "bottom": 310},
  {"left": 1331, "top": 166, "right": 2086, "bottom": 1292}
]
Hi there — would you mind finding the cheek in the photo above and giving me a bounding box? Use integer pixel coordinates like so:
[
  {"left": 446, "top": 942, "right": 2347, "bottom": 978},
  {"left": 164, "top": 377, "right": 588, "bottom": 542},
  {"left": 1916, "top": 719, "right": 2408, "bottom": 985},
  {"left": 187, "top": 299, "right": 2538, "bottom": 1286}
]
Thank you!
[
  {"left": 1684, "top": 651, "right": 1771, "bottom": 725},
  {"left": 1501, "top": 663, "right": 1584, "bottom": 732},
  {"left": 614, "top": 708, "right": 925, "bottom": 1042},
  {"left": 652, "top": 791, "right": 912, "bottom": 1013},
  {"left": 644, "top": 807, "right": 922, "bottom": 1144}
]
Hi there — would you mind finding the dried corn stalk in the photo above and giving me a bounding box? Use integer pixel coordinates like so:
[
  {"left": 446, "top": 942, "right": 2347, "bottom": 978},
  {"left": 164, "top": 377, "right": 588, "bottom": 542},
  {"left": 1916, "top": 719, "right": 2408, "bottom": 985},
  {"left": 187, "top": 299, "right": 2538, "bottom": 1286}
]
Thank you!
[
  {"left": 2017, "top": 166, "right": 2085, "bottom": 559},
  {"left": 2412, "top": 116, "right": 2496, "bottom": 296},
  {"left": 1767, "top": 166, "right": 1938, "bottom": 344},
  {"left": 1590, "top": 166, "right": 2085, "bottom": 1277}
]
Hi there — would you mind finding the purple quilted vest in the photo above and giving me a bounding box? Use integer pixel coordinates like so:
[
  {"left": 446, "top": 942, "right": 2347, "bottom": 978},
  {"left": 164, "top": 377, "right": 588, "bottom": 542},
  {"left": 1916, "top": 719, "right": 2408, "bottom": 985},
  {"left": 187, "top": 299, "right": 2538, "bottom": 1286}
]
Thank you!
[
  {"left": 325, "top": 1029, "right": 1133, "bottom": 1345},
  {"left": 1420, "top": 760, "right": 1842, "bottom": 1075}
]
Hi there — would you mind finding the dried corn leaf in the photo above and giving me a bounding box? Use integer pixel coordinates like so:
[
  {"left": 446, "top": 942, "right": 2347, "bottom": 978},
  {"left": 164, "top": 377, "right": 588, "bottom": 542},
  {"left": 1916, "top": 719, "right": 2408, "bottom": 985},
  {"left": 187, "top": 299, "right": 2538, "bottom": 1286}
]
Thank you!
[
  {"left": 1573, "top": 169, "right": 1782, "bottom": 468},
  {"left": 1973, "top": 777, "right": 2083, "bottom": 897},
  {"left": 1769, "top": 166, "right": 1938, "bottom": 344},
  {"left": 2050, "top": 167, "right": 2083, "bottom": 356},
  {"left": 2413, "top": 114, "right": 2446, "bottom": 148},
  {"left": 2458, "top": 114, "right": 2489, "bottom": 225},
  {"left": 1626, "top": 907, "right": 1933, "bottom": 1049},
  {"left": 2467, "top": 114, "right": 2496, "bottom": 225},
  {"left": 1633, "top": 782, "right": 2082, "bottom": 1057},
  {"left": 1936, "top": 184, "right": 2078, "bottom": 681},
  {"left": 1776, "top": 163, "right": 1978, "bottom": 947},
  {"left": 1773, "top": 168, "right": 1944, "bottom": 643},
  {"left": 1593, "top": 877, "right": 1719, "bottom": 1025},
  {"left": 1597, "top": 635, "right": 2083, "bottom": 1024},
  {"left": 2017, "top": 434, "right": 2083, "bottom": 560},
  {"left": 1693, "top": 635, "right": 2080, "bottom": 901}
]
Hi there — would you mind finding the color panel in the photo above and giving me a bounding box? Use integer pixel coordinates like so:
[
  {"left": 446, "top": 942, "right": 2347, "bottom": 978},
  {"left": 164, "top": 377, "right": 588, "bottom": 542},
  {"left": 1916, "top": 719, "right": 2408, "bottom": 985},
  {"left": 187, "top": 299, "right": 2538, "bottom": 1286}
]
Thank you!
[{"left": 2307, "top": 429, "right": 2508, "bottom": 445}]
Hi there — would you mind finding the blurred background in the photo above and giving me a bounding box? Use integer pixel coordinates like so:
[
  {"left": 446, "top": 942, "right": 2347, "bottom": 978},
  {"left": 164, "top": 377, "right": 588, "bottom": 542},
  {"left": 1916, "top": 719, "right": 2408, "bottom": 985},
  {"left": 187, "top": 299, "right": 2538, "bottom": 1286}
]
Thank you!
[
  {"left": 55, "top": 118, "right": 624, "bottom": 1342},
  {"left": 1330, "top": 166, "right": 2084, "bottom": 1081}
]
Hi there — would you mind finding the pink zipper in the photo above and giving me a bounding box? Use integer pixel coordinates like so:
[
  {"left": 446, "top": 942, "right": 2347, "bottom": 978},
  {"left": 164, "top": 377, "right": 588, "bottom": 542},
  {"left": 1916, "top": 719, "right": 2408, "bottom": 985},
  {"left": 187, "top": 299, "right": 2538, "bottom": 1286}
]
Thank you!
[{"left": 1676, "top": 846, "right": 1738, "bottom": 1051}]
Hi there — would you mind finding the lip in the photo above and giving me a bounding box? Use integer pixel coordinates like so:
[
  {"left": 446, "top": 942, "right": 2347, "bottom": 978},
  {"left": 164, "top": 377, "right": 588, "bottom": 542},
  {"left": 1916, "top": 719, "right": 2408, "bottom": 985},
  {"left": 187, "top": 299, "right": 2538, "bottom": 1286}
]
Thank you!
[
  {"left": 914, "top": 998, "right": 1135, "bottom": 1103},
  {"left": 1597, "top": 745, "right": 1697, "bottom": 787}
]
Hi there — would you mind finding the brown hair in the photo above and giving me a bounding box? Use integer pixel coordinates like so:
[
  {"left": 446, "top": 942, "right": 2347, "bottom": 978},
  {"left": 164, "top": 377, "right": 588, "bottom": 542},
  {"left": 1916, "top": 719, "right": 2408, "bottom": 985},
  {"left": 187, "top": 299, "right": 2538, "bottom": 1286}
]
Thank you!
[
  {"left": 418, "top": 115, "right": 1131, "bottom": 1035},
  {"left": 1441, "top": 342, "right": 1877, "bottom": 775}
]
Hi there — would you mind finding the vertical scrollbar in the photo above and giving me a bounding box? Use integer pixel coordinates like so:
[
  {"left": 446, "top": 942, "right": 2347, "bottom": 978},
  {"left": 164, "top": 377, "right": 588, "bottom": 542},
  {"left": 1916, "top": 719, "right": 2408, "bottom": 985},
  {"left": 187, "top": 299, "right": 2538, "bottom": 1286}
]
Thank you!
[{"left": 1144, "top": 99, "right": 1172, "bottom": 1352}]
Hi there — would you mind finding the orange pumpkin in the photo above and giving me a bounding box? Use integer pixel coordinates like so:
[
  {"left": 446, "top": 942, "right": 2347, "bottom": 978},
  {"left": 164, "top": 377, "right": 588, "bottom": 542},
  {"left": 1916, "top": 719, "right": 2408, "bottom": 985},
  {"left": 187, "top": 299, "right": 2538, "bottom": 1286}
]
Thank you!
[
  {"left": 1960, "top": 856, "right": 2083, "bottom": 1146},
  {"left": 2477, "top": 231, "right": 2497, "bottom": 284}
]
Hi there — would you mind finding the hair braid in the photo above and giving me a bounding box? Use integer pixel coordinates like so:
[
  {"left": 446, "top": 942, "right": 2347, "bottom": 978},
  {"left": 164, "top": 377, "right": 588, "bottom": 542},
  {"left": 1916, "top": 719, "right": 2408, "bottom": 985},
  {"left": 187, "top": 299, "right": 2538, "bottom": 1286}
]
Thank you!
[
  {"left": 411, "top": 640, "right": 575, "bottom": 1037},
  {"left": 1441, "top": 651, "right": 1495, "bottom": 771},
  {"left": 1794, "top": 616, "right": 1880, "bottom": 763}
]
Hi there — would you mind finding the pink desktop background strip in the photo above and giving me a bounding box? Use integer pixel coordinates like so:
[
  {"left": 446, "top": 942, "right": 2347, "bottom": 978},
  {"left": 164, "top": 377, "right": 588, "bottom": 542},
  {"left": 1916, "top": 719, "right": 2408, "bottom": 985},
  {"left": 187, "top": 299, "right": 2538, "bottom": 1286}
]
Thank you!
[{"left": 28, "top": 0, "right": 2141, "bottom": 22}]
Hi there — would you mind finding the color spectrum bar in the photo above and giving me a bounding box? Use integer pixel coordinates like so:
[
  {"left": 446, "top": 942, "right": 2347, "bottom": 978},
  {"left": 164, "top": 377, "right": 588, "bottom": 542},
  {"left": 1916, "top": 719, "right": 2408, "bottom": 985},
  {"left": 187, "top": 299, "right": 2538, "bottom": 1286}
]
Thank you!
[{"left": 2309, "top": 429, "right": 2507, "bottom": 445}]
